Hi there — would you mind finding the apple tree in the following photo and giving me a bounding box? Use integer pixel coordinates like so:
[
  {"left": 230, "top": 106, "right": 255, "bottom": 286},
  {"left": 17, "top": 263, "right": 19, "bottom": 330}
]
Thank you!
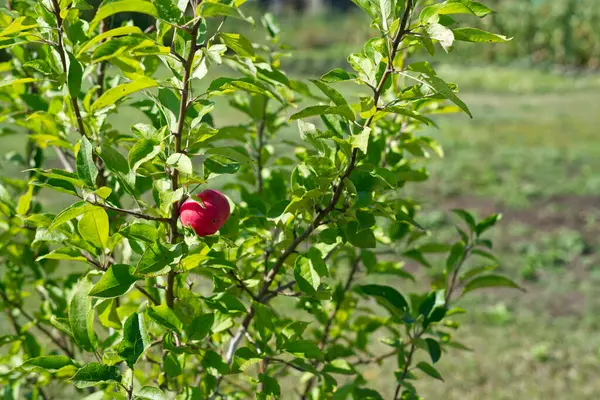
[{"left": 0, "top": 0, "right": 518, "bottom": 399}]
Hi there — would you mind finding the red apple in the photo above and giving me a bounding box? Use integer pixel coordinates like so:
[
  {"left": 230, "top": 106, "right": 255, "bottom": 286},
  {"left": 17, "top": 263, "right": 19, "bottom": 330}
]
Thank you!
[{"left": 179, "top": 189, "right": 230, "bottom": 236}]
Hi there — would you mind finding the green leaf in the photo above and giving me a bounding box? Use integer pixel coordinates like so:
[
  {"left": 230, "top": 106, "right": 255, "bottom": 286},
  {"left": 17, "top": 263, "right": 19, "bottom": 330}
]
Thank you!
[
  {"left": 311, "top": 79, "right": 350, "bottom": 107},
  {"left": 462, "top": 275, "right": 522, "bottom": 295},
  {"left": 164, "top": 352, "right": 182, "bottom": 377},
  {"left": 205, "top": 147, "right": 254, "bottom": 166},
  {"left": 135, "top": 243, "right": 174, "bottom": 275},
  {"left": 321, "top": 68, "right": 357, "bottom": 83},
  {"left": 294, "top": 256, "right": 320, "bottom": 295},
  {"left": 119, "top": 223, "right": 158, "bottom": 243},
  {"left": 134, "top": 386, "right": 166, "bottom": 400},
  {"left": 153, "top": 0, "right": 182, "bottom": 24},
  {"left": 69, "top": 275, "right": 97, "bottom": 352},
  {"left": 409, "top": 62, "right": 472, "bottom": 118},
  {"left": 0, "top": 16, "right": 36, "bottom": 38},
  {"left": 200, "top": 3, "right": 246, "bottom": 20},
  {"left": 233, "top": 347, "right": 262, "bottom": 372},
  {"left": 290, "top": 105, "right": 355, "bottom": 121},
  {"left": 220, "top": 33, "right": 255, "bottom": 58},
  {"left": 425, "top": 338, "right": 442, "bottom": 363},
  {"left": 459, "top": 265, "right": 498, "bottom": 283},
  {"left": 67, "top": 52, "right": 83, "bottom": 98},
  {"left": 166, "top": 153, "right": 193, "bottom": 175},
  {"left": 97, "top": 299, "right": 121, "bottom": 330},
  {"left": 71, "top": 362, "right": 121, "bottom": 388},
  {"left": 16, "top": 185, "right": 33, "bottom": 215},
  {"left": 77, "top": 26, "right": 143, "bottom": 56},
  {"left": 259, "top": 373, "right": 281, "bottom": 397},
  {"left": 349, "top": 127, "right": 371, "bottom": 154},
  {"left": 187, "top": 313, "right": 214, "bottom": 340},
  {"left": 92, "top": 77, "right": 158, "bottom": 111},
  {"left": 24, "top": 60, "right": 54, "bottom": 76},
  {"left": 101, "top": 146, "right": 130, "bottom": 175},
  {"left": 34, "top": 169, "right": 85, "bottom": 188},
  {"left": 282, "top": 340, "right": 324, "bottom": 361},
  {"left": 78, "top": 207, "right": 109, "bottom": 249},
  {"left": 117, "top": 312, "right": 151, "bottom": 368},
  {"left": 48, "top": 202, "right": 97, "bottom": 232},
  {"left": 371, "top": 167, "right": 397, "bottom": 188},
  {"left": 452, "top": 27, "right": 511, "bottom": 43},
  {"left": 446, "top": 241, "right": 466, "bottom": 272},
  {"left": 90, "top": 1, "right": 159, "bottom": 32},
  {"left": 421, "top": 0, "right": 493, "bottom": 22},
  {"left": 129, "top": 139, "right": 162, "bottom": 172},
  {"left": 416, "top": 361, "right": 444, "bottom": 381},
  {"left": 77, "top": 137, "right": 98, "bottom": 187},
  {"left": 476, "top": 213, "right": 502, "bottom": 236},
  {"left": 89, "top": 264, "right": 139, "bottom": 298},
  {"left": 147, "top": 304, "right": 183, "bottom": 332},
  {"left": 426, "top": 23, "right": 454, "bottom": 52},
  {"left": 36, "top": 248, "right": 87, "bottom": 262},
  {"left": 253, "top": 303, "right": 274, "bottom": 343},
  {"left": 354, "top": 284, "right": 408, "bottom": 313},
  {"left": 19, "top": 356, "right": 76, "bottom": 372},
  {"left": 345, "top": 221, "right": 376, "bottom": 249},
  {"left": 323, "top": 359, "right": 356, "bottom": 375},
  {"left": 202, "top": 350, "right": 229, "bottom": 375}
]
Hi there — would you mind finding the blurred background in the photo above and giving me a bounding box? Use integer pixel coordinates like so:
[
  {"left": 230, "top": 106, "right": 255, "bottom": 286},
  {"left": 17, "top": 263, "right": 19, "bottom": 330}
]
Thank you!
[{"left": 2, "top": 0, "right": 600, "bottom": 398}]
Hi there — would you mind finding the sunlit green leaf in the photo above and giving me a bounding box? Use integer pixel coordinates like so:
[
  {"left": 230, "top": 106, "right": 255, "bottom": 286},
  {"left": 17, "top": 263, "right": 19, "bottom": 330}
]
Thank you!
[
  {"left": 69, "top": 275, "right": 98, "bottom": 352},
  {"left": 89, "top": 264, "right": 139, "bottom": 298},
  {"left": 78, "top": 207, "right": 109, "bottom": 249},
  {"left": 90, "top": 1, "right": 159, "bottom": 32},
  {"left": 92, "top": 77, "right": 158, "bottom": 111}
]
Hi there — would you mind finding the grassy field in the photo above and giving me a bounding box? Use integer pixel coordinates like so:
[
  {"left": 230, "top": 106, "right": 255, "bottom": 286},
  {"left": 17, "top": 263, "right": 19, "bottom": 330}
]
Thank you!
[
  {"left": 2, "top": 65, "right": 600, "bottom": 399},
  {"left": 396, "top": 67, "right": 600, "bottom": 399}
]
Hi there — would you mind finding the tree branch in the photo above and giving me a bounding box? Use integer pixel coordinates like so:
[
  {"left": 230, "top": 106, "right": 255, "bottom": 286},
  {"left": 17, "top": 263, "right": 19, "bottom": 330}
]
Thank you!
[
  {"left": 167, "top": 17, "right": 203, "bottom": 308},
  {"left": 50, "top": 0, "right": 87, "bottom": 139},
  {"left": 217, "top": 3, "right": 416, "bottom": 393}
]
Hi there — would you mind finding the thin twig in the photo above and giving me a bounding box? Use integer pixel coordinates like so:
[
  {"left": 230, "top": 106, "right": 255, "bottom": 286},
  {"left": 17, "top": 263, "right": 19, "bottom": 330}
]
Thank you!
[
  {"left": 53, "top": 147, "right": 73, "bottom": 172},
  {"left": 85, "top": 199, "right": 169, "bottom": 222},
  {"left": 82, "top": 253, "right": 107, "bottom": 271},
  {"left": 353, "top": 349, "right": 397, "bottom": 366},
  {"left": 228, "top": 271, "right": 258, "bottom": 301},
  {"left": 256, "top": 99, "right": 268, "bottom": 193},
  {"left": 135, "top": 285, "right": 160, "bottom": 305}
]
